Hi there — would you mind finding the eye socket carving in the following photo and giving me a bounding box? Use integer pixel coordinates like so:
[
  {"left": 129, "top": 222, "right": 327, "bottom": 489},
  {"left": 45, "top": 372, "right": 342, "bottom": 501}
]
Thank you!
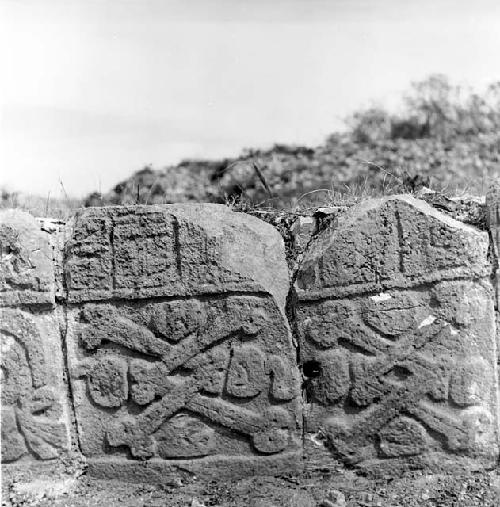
[{"left": 303, "top": 360, "right": 321, "bottom": 379}]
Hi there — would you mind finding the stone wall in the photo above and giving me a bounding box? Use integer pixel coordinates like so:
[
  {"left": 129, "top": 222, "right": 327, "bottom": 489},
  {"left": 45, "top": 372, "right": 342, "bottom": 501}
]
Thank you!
[
  {"left": 1, "top": 195, "right": 499, "bottom": 481},
  {"left": 1, "top": 211, "right": 71, "bottom": 463}
]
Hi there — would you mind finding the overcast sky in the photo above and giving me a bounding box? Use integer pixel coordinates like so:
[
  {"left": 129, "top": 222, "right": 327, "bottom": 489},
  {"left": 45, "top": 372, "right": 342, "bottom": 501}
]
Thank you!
[{"left": 2, "top": 0, "right": 500, "bottom": 197}]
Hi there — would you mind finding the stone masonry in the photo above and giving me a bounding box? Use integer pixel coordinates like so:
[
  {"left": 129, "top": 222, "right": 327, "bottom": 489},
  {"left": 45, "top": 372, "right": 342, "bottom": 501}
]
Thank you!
[
  {"left": 1, "top": 210, "right": 71, "bottom": 463},
  {"left": 296, "top": 196, "right": 499, "bottom": 474},
  {"left": 1, "top": 197, "right": 499, "bottom": 481},
  {"left": 63, "top": 204, "right": 301, "bottom": 481}
]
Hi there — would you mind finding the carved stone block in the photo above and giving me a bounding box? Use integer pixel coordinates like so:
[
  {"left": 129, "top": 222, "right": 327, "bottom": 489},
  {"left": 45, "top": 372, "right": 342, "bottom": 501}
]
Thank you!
[
  {"left": 296, "top": 196, "right": 499, "bottom": 473},
  {"left": 65, "top": 205, "right": 301, "bottom": 481},
  {"left": 64, "top": 204, "right": 289, "bottom": 308},
  {"left": 1, "top": 309, "right": 70, "bottom": 462},
  {"left": 0, "top": 210, "right": 56, "bottom": 306},
  {"left": 1, "top": 210, "right": 70, "bottom": 464}
]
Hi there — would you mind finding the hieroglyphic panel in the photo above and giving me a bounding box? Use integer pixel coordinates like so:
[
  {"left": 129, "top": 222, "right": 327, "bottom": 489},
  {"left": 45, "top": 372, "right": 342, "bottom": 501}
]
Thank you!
[
  {"left": 1, "top": 210, "right": 70, "bottom": 463},
  {"left": 296, "top": 196, "right": 499, "bottom": 473},
  {"left": 68, "top": 296, "right": 300, "bottom": 460},
  {"left": 1, "top": 309, "right": 69, "bottom": 462},
  {"left": 64, "top": 205, "right": 301, "bottom": 480},
  {"left": 0, "top": 210, "right": 56, "bottom": 306},
  {"left": 64, "top": 204, "right": 289, "bottom": 308}
]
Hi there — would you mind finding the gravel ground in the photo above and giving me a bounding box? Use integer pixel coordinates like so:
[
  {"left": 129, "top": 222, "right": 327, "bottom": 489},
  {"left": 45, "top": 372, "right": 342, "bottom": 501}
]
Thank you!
[{"left": 2, "top": 456, "right": 499, "bottom": 507}]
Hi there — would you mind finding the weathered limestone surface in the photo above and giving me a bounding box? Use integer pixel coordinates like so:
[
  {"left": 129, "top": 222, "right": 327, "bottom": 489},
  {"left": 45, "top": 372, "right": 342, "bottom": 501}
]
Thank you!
[
  {"left": 0, "top": 210, "right": 56, "bottom": 306},
  {"left": 3, "top": 197, "right": 500, "bottom": 481},
  {"left": 63, "top": 204, "right": 289, "bottom": 309},
  {"left": 486, "top": 180, "right": 500, "bottom": 304},
  {"left": 0, "top": 210, "right": 71, "bottom": 463},
  {"left": 64, "top": 205, "right": 301, "bottom": 480},
  {"left": 296, "top": 195, "right": 499, "bottom": 473}
]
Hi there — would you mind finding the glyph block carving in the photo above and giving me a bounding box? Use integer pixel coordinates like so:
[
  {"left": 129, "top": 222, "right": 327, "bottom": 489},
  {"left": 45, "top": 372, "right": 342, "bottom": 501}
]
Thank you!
[
  {"left": 65, "top": 205, "right": 301, "bottom": 479},
  {"left": 1, "top": 309, "right": 70, "bottom": 462},
  {"left": 1, "top": 210, "right": 70, "bottom": 463},
  {"left": 64, "top": 204, "right": 289, "bottom": 308},
  {"left": 1, "top": 210, "right": 56, "bottom": 306},
  {"left": 296, "top": 196, "right": 499, "bottom": 472}
]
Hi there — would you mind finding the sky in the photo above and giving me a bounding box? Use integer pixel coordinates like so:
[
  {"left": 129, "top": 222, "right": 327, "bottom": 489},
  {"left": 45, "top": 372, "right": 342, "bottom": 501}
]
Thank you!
[{"left": 2, "top": 0, "right": 500, "bottom": 197}]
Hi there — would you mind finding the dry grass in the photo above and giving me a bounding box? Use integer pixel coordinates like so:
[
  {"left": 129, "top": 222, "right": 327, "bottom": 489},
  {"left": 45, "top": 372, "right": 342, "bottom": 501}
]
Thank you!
[{"left": 1, "top": 188, "right": 83, "bottom": 220}]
